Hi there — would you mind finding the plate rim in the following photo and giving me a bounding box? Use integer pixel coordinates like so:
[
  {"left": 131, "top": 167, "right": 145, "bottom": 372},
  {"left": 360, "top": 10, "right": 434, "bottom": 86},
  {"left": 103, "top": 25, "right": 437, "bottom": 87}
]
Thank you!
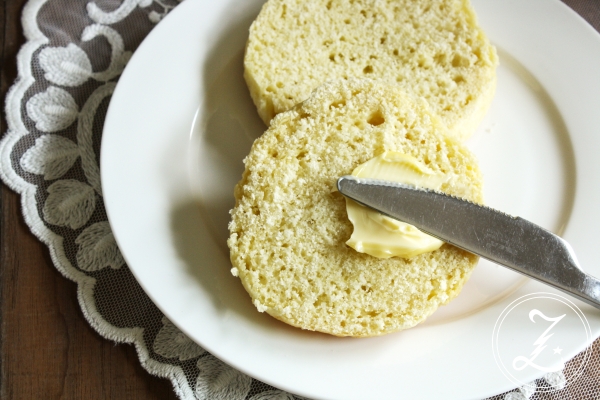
[{"left": 101, "top": 0, "right": 600, "bottom": 398}]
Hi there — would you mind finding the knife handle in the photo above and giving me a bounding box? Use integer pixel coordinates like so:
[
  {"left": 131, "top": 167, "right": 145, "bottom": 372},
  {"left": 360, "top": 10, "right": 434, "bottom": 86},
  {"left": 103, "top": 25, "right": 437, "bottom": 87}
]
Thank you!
[
  {"left": 494, "top": 220, "right": 600, "bottom": 311},
  {"left": 575, "top": 272, "right": 600, "bottom": 309},
  {"left": 424, "top": 214, "right": 600, "bottom": 310}
]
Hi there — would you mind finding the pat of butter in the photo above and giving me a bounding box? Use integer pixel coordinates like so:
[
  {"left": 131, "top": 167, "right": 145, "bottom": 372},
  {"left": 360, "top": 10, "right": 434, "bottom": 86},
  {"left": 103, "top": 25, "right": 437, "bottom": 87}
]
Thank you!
[{"left": 346, "top": 151, "right": 446, "bottom": 258}]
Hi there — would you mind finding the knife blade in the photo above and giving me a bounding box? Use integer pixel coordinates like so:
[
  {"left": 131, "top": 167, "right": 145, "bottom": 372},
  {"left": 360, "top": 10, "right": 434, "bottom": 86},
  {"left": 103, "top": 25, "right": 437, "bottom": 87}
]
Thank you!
[{"left": 337, "top": 175, "right": 600, "bottom": 309}]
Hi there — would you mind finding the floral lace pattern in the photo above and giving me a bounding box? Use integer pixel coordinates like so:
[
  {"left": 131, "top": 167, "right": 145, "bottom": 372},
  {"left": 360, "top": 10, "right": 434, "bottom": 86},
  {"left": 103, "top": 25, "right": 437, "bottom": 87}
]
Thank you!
[
  {"left": 1, "top": 0, "right": 597, "bottom": 399},
  {"left": 0, "top": 0, "right": 303, "bottom": 398}
]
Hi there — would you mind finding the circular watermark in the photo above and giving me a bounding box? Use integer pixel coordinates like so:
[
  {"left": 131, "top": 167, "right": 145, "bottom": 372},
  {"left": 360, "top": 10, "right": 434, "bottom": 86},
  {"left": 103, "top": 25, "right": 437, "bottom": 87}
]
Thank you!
[{"left": 492, "top": 292, "right": 593, "bottom": 392}]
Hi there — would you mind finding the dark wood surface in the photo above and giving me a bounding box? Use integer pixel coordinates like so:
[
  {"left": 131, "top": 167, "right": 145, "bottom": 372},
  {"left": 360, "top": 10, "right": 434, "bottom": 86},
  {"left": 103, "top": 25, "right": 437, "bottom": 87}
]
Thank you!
[
  {"left": 1, "top": 0, "right": 599, "bottom": 399},
  {"left": 0, "top": 0, "right": 178, "bottom": 398}
]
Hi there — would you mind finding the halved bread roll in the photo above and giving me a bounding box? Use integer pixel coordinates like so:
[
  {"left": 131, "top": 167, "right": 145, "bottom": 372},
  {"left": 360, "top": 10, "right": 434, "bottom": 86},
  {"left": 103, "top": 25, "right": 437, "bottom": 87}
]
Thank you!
[{"left": 228, "top": 79, "right": 483, "bottom": 336}]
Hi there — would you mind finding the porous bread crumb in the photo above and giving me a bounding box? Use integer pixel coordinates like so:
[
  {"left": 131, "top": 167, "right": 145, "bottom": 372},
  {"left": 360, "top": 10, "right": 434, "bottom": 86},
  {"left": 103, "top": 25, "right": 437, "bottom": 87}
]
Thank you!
[
  {"left": 228, "top": 79, "right": 483, "bottom": 337},
  {"left": 254, "top": 299, "right": 268, "bottom": 313},
  {"left": 244, "top": 0, "right": 498, "bottom": 141}
]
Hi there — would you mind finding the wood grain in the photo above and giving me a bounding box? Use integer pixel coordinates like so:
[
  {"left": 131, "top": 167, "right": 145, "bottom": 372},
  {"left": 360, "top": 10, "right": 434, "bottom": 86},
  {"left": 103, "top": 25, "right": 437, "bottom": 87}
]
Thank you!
[
  {"left": 0, "top": 0, "right": 177, "bottom": 398},
  {"left": 563, "top": 0, "right": 600, "bottom": 32}
]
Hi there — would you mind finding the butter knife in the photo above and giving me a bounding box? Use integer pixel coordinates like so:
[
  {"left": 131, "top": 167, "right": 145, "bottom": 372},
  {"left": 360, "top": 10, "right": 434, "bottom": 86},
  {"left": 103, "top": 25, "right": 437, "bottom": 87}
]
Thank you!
[{"left": 337, "top": 175, "right": 600, "bottom": 309}]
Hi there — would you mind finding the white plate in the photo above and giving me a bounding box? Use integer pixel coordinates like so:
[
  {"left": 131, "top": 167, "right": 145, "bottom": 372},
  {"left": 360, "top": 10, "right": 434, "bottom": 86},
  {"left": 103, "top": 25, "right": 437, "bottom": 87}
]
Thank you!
[{"left": 101, "top": 0, "right": 600, "bottom": 398}]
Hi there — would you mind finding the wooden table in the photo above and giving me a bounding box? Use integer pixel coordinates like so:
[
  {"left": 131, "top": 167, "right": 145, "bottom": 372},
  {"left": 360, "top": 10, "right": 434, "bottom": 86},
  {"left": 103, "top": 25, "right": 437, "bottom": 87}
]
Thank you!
[{"left": 1, "top": 0, "right": 599, "bottom": 399}]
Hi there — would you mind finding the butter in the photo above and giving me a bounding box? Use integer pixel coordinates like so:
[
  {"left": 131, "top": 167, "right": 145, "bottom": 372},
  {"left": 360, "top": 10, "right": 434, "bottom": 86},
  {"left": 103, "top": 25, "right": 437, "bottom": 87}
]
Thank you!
[{"left": 346, "top": 152, "right": 446, "bottom": 258}]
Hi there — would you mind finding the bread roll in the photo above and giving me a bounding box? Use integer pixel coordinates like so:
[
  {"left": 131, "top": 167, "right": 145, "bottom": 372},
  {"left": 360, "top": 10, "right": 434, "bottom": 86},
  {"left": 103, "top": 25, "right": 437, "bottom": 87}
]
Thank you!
[
  {"left": 228, "top": 79, "right": 483, "bottom": 336},
  {"left": 244, "top": 0, "right": 498, "bottom": 141}
]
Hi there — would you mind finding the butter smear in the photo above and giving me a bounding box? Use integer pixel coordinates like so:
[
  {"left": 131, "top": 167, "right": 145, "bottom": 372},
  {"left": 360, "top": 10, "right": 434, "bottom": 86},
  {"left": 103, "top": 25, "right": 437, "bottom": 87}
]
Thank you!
[{"left": 346, "top": 151, "right": 446, "bottom": 258}]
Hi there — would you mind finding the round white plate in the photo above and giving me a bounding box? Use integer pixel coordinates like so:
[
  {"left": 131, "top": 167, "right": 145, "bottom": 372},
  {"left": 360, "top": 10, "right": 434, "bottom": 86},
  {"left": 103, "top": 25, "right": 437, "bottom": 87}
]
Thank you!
[{"left": 101, "top": 0, "right": 600, "bottom": 398}]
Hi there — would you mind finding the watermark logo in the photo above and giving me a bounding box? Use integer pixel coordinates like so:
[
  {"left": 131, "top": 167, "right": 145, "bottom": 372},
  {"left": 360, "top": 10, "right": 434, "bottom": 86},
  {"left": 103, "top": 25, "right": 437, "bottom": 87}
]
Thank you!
[{"left": 492, "top": 292, "right": 592, "bottom": 392}]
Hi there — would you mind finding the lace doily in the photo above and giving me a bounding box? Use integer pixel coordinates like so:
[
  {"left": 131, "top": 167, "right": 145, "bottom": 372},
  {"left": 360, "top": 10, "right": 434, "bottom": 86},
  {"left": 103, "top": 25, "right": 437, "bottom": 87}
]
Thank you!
[
  {"left": 0, "top": 0, "right": 598, "bottom": 399},
  {"left": 0, "top": 0, "right": 300, "bottom": 399}
]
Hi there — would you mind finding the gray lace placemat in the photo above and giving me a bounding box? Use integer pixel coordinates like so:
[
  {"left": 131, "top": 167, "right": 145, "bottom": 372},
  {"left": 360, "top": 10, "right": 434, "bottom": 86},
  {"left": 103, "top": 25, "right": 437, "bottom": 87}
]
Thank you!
[
  {"left": 1, "top": 0, "right": 299, "bottom": 399},
  {"left": 0, "top": 0, "right": 598, "bottom": 399}
]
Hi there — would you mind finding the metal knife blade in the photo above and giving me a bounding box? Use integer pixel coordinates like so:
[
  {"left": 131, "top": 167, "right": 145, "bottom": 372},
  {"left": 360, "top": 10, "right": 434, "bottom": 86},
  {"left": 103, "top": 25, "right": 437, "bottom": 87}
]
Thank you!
[{"left": 337, "top": 175, "right": 600, "bottom": 309}]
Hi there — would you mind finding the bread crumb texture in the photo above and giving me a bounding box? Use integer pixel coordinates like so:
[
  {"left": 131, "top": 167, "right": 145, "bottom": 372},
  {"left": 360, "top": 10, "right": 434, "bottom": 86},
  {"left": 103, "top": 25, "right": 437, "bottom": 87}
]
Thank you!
[
  {"left": 228, "top": 79, "right": 483, "bottom": 337},
  {"left": 244, "top": 0, "right": 498, "bottom": 141}
]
